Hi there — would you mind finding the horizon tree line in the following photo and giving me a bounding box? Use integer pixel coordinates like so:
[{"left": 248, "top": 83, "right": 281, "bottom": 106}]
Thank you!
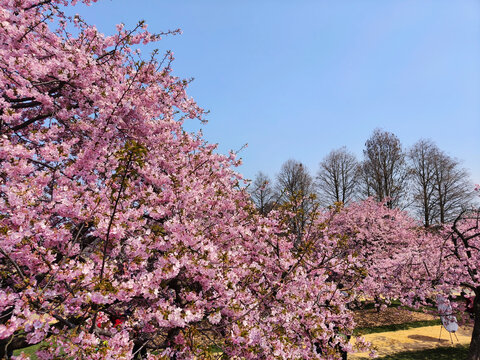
[{"left": 249, "top": 128, "right": 476, "bottom": 228}]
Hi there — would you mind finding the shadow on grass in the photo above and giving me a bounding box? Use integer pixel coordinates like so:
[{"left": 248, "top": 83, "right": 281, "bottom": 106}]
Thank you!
[{"left": 354, "top": 319, "right": 442, "bottom": 336}]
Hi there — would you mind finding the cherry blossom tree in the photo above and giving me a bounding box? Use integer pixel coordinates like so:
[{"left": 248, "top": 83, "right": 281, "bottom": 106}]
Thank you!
[
  {"left": 307, "top": 199, "right": 438, "bottom": 307},
  {"left": 377, "top": 185, "right": 480, "bottom": 360},
  {"left": 437, "top": 204, "right": 480, "bottom": 360},
  {"left": 0, "top": 1, "right": 366, "bottom": 359},
  {"left": 273, "top": 194, "right": 447, "bottom": 353}
]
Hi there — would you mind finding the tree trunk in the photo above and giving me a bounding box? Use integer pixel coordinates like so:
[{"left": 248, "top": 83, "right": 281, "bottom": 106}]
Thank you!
[
  {"left": 469, "top": 293, "right": 480, "bottom": 360},
  {"left": 0, "top": 334, "right": 29, "bottom": 360}
]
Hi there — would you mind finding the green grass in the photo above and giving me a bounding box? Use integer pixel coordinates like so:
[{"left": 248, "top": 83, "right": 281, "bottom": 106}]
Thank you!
[
  {"left": 12, "top": 342, "right": 42, "bottom": 359},
  {"left": 355, "top": 344, "right": 469, "bottom": 360},
  {"left": 354, "top": 319, "right": 442, "bottom": 335}
]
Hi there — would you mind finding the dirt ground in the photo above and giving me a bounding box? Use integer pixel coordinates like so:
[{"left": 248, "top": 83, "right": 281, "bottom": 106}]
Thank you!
[
  {"left": 349, "top": 325, "right": 472, "bottom": 359},
  {"left": 350, "top": 308, "right": 473, "bottom": 359}
]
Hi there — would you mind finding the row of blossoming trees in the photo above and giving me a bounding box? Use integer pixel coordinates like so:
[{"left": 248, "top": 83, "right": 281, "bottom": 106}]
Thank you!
[{"left": 0, "top": 1, "right": 479, "bottom": 359}]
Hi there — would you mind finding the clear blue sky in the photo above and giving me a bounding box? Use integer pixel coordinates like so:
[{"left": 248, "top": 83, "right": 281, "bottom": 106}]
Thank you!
[{"left": 66, "top": 0, "right": 480, "bottom": 184}]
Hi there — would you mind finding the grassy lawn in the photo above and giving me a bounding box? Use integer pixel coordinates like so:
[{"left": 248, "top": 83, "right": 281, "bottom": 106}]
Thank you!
[
  {"left": 354, "top": 319, "right": 442, "bottom": 335},
  {"left": 355, "top": 344, "right": 469, "bottom": 360}
]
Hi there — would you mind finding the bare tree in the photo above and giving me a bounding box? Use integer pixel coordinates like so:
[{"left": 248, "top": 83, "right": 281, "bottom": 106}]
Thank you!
[
  {"left": 275, "top": 160, "right": 316, "bottom": 246},
  {"left": 409, "top": 139, "right": 438, "bottom": 227},
  {"left": 316, "top": 147, "right": 359, "bottom": 206},
  {"left": 409, "top": 139, "right": 475, "bottom": 225},
  {"left": 249, "top": 171, "right": 275, "bottom": 215},
  {"left": 431, "top": 151, "right": 475, "bottom": 224},
  {"left": 358, "top": 161, "right": 374, "bottom": 199},
  {"left": 361, "top": 129, "right": 409, "bottom": 209}
]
